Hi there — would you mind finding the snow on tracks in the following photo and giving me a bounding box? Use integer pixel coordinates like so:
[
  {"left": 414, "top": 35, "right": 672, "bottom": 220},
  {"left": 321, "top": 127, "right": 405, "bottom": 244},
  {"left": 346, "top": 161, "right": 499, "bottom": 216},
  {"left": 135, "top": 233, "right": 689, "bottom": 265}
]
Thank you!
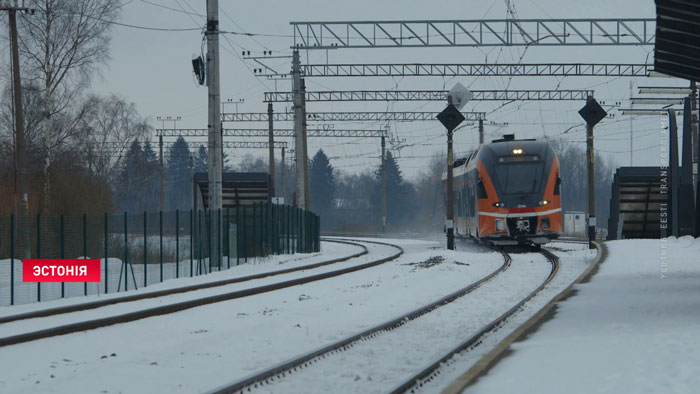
[
  {"left": 204, "top": 246, "right": 545, "bottom": 394},
  {"left": 0, "top": 239, "right": 399, "bottom": 347}
]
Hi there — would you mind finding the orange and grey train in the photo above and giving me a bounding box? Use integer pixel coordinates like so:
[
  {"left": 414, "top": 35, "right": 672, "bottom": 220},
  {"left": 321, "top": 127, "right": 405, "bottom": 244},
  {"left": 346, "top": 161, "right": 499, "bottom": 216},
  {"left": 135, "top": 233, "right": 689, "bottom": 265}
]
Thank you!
[{"left": 442, "top": 135, "right": 562, "bottom": 245}]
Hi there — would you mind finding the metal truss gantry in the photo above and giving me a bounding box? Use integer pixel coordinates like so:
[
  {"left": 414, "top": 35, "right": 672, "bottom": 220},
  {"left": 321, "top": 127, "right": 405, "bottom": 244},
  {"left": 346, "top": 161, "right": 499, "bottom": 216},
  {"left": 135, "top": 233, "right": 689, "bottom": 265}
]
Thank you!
[
  {"left": 263, "top": 89, "right": 594, "bottom": 102},
  {"left": 291, "top": 63, "right": 654, "bottom": 78},
  {"left": 222, "top": 111, "right": 486, "bottom": 122},
  {"left": 291, "top": 19, "right": 655, "bottom": 49},
  {"left": 156, "top": 128, "right": 388, "bottom": 138},
  {"left": 90, "top": 140, "right": 288, "bottom": 157}
]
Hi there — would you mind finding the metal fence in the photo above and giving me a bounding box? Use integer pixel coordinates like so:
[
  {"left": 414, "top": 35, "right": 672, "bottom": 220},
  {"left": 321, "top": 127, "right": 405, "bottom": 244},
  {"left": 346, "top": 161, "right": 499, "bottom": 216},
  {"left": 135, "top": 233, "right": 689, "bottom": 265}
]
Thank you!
[{"left": 0, "top": 204, "right": 320, "bottom": 306}]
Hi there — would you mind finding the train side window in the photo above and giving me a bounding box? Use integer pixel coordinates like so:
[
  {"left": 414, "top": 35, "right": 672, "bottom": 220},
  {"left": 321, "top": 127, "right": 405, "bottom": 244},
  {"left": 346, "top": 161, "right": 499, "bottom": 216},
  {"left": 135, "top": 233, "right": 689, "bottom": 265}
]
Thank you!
[
  {"left": 477, "top": 179, "right": 488, "bottom": 199},
  {"left": 554, "top": 175, "right": 561, "bottom": 195}
]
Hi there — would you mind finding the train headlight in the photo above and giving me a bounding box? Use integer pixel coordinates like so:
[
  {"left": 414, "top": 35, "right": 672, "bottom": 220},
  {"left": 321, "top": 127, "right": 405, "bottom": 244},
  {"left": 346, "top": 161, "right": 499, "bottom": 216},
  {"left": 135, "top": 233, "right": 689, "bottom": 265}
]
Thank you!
[
  {"left": 541, "top": 217, "right": 550, "bottom": 229},
  {"left": 538, "top": 200, "right": 550, "bottom": 206},
  {"left": 495, "top": 219, "right": 505, "bottom": 231},
  {"left": 492, "top": 201, "right": 504, "bottom": 208},
  {"left": 512, "top": 148, "right": 523, "bottom": 154}
]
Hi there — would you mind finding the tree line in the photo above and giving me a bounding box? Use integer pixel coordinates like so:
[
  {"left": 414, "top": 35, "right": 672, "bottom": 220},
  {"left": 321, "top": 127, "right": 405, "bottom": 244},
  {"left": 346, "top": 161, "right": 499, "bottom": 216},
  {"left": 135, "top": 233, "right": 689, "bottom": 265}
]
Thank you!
[{"left": 306, "top": 140, "right": 615, "bottom": 233}]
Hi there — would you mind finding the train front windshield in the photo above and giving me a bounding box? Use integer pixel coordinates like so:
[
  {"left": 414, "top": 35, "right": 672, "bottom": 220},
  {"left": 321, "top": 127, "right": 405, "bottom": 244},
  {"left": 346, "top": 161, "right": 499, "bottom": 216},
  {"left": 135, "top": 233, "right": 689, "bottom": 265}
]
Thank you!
[{"left": 494, "top": 162, "right": 544, "bottom": 195}]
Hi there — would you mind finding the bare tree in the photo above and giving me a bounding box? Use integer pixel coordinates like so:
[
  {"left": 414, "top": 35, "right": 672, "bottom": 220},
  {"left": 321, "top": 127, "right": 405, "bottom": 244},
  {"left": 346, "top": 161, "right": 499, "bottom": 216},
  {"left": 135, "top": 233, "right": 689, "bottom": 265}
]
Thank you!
[
  {"left": 17, "top": 0, "right": 121, "bottom": 213},
  {"left": 76, "top": 94, "right": 150, "bottom": 184}
]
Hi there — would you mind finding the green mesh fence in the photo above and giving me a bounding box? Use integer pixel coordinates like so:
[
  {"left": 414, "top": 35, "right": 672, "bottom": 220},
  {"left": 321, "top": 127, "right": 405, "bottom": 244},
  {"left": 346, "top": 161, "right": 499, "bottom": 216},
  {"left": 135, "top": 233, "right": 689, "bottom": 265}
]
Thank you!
[{"left": 0, "top": 205, "right": 320, "bottom": 306}]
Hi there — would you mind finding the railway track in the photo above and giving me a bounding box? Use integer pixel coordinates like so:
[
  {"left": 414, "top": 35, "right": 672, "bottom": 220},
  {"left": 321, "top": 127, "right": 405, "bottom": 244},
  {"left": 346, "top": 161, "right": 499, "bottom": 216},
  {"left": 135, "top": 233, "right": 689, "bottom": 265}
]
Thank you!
[
  {"left": 205, "top": 245, "right": 534, "bottom": 394},
  {"left": 0, "top": 239, "right": 403, "bottom": 348},
  {"left": 387, "top": 247, "right": 559, "bottom": 394}
]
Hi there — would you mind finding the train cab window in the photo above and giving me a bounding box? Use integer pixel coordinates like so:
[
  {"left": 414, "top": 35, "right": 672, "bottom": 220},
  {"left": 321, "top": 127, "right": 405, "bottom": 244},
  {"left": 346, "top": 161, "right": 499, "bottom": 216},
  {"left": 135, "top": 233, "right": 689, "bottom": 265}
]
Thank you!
[
  {"left": 477, "top": 179, "right": 488, "bottom": 199},
  {"left": 554, "top": 175, "right": 561, "bottom": 195},
  {"left": 494, "top": 162, "right": 544, "bottom": 195}
]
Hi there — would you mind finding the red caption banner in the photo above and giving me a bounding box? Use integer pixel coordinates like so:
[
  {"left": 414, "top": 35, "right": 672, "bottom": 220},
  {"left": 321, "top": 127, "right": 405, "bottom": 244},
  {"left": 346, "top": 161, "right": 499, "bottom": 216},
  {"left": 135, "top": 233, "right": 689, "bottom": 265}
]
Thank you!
[{"left": 22, "top": 259, "right": 101, "bottom": 282}]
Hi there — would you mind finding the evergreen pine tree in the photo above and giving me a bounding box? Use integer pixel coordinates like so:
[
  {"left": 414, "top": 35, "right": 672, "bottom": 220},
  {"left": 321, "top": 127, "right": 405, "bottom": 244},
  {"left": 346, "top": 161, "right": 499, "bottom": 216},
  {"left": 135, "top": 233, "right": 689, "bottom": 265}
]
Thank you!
[
  {"left": 310, "top": 149, "right": 336, "bottom": 227},
  {"left": 373, "top": 151, "right": 416, "bottom": 230},
  {"left": 194, "top": 145, "right": 208, "bottom": 173},
  {"left": 120, "top": 139, "right": 144, "bottom": 211},
  {"left": 142, "top": 140, "right": 160, "bottom": 211},
  {"left": 166, "top": 136, "right": 191, "bottom": 210}
]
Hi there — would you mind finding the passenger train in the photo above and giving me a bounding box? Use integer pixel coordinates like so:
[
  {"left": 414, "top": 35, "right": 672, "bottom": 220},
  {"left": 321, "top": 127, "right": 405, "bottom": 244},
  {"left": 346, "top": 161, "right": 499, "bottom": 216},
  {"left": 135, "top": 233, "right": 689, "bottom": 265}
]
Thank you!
[{"left": 442, "top": 135, "right": 562, "bottom": 245}]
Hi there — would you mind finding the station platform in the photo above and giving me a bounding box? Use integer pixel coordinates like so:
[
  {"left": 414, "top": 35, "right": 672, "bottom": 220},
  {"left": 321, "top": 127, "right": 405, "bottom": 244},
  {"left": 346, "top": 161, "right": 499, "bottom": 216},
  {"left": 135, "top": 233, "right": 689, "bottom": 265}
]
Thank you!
[{"left": 466, "top": 237, "right": 700, "bottom": 394}]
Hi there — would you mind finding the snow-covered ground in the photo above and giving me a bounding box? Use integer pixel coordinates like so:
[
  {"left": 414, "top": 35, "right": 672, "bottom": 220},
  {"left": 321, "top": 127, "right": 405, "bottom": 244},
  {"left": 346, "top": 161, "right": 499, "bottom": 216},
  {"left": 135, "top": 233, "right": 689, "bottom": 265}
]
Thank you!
[
  {"left": 0, "top": 237, "right": 499, "bottom": 393},
  {"left": 465, "top": 237, "right": 700, "bottom": 394},
  {"left": 258, "top": 252, "right": 553, "bottom": 394},
  {"left": 0, "top": 238, "right": 326, "bottom": 307},
  {"left": 0, "top": 240, "right": 360, "bottom": 314},
  {"left": 0, "top": 242, "right": 394, "bottom": 338},
  {"left": 0, "top": 237, "right": 596, "bottom": 394}
]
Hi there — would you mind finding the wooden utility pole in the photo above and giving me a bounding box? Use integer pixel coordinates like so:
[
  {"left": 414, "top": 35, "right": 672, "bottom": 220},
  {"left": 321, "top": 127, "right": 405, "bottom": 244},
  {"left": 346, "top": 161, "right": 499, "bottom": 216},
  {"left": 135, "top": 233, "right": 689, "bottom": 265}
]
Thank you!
[
  {"left": 159, "top": 135, "right": 164, "bottom": 211},
  {"left": 267, "top": 103, "right": 275, "bottom": 194},
  {"left": 206, "top": 0, "right": 222, "bottom": 267},
  {"left": 4, "top": 1, "right": 32, "bottom": 257},
  {"left": 281, "top": 147, "right": 286, "bottom": 203},
  {"left": 300, "top": 80, "right": 310, "bottom": 210},
  {"left": 292, "top": 50, "right": 305, "bottom": 208}
]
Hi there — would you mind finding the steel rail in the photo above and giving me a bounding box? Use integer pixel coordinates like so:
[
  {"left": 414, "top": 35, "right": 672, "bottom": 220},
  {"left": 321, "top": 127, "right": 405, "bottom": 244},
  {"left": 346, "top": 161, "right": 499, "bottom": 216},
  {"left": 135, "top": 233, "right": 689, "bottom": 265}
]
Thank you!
[
  {"left": 205, "top": 245, "right": 512, "bottom": 394},
  {"left": 386, "top": 247, "right": 560, "bottom": 394},
  {"left": 0, "top": 240, "right": 403, "bottom": 347}
]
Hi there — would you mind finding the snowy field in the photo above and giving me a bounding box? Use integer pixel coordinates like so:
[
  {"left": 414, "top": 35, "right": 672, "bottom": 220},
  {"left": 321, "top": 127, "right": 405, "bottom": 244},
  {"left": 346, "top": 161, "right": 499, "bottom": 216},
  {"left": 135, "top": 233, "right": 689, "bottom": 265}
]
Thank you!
[
  {"left": 465, "top": 237, "right": 700, "bottom": 394},
  {"left": 0, "top": 237, "right": 596, "bottom": 394}
]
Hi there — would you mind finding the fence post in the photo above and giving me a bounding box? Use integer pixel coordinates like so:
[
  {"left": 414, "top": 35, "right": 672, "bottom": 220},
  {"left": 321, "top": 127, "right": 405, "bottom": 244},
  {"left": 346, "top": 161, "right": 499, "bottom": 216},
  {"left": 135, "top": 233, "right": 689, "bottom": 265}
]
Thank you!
[
  {"left": 243, "top": 205, "right": 248, "bottom": 263},
  {"left": 198, "top": 210, "right": 203, "bottom": 274},
  {"left": 207, "top": 209, "right": 211, "bottom": 273},
  {"left": 291, "top": 207, "right": 296, "bottom": 254},
  {"left": 144, "top": 211, "right": 147, "bottom": 287},
  {"left": 252, "top": 203, "right": 257, "bottom": 256},
  {"left": 271, "top": 203, "right": 276, "bottom": 255},
  {"left": 37, "top": 214, "right": 41, "bottom": 302},
  {"left": 190, "top": 209, "right": 193, "bottom": 277},
  {"left": 10, "top": 214, "right": 14, "bottom": 305},
  {"left": 60, "top": 214, "right": 65, "bottom": 298},
  {"left": 160, "top": 210, "right": 163, "bottom": 282},
  {"left": 104, "top": 213, "right": 108, "bottom": 294},
  {"left": 269, "top": 203, "right": 273, "bottom": 255},
  {"left": 124, "top": 211, "right": 128, "bottom": 292},
  {"left": 235, "top": 205, "right": 240, "bottom": 266},
  {"left": 258, "top": 203, "right": 263, "bottom": 255},
  {"left": 176, "top": 209, "right": 179, "bottom": 278},
  {"left": 83, "top": 213, "right": 87, "bottom": 296},
  {"left": 218, "top": 209, "right": 222, "bottom": 271},
  {"left": 226, "top": 207, "right": 230, "bottom": 269}
]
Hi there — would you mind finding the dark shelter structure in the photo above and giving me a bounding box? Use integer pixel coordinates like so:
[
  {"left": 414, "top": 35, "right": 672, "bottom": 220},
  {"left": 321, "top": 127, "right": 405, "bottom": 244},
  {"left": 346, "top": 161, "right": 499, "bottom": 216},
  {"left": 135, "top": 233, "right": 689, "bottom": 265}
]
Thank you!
[{"left": 194, "top": 172, "right": 272, "bottom": 209}]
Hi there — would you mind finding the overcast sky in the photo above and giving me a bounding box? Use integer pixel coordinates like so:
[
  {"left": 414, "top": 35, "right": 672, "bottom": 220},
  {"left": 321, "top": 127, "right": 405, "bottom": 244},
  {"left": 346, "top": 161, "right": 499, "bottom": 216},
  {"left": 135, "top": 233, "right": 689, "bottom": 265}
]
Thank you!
[{"left": 83, "top": 1, "right": 685, "bottom": 178}]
